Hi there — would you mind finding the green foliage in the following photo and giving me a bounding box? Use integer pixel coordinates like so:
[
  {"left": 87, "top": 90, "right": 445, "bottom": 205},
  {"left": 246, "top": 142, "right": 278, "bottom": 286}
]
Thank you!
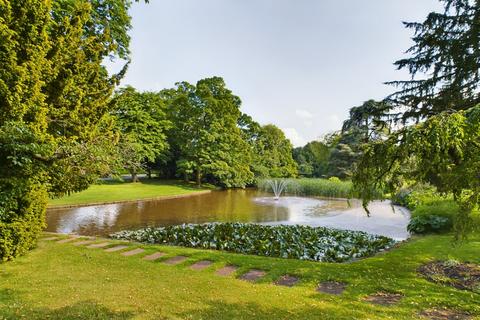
[
  {"left": 388, "top": 0, "right": 480, "bottom": 121},
  {"left": 354, "top": 106, "right": 480, "bottom": 238},
  {"left": 407, "top": 215, "right": 451, "bottom": 234},
  {"left": 0, "top": 0, "right": 135, "bottom": 260},
  {"left": 391, "top": 184, "right": 445, "bottom": 210},
  {"left": 111, "top": 86, "right": 171, "bottom": 181},
  {"left": 258, "top": 178, "right": 354, "bottom": 199},
  {"left": 250, "top": 124, "right": 298, "bottom": 179},
  {"left": 293, "top": 141, "right": 330, "bottom": 177},
  {"left": 111, "top": 223, "right": 395, "bottom": 262},
  {"left": 164, "top": 77, "right": 254, "bottom": 187}
]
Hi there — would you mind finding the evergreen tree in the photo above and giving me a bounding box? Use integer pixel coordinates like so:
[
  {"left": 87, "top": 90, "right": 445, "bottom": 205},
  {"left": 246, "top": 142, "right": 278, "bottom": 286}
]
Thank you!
[
  {"left": 0, "top": 0, "right": 136, "bottom": 261},
  {"left": 388, "top": 0, "right": 480, "bottom": 121}
]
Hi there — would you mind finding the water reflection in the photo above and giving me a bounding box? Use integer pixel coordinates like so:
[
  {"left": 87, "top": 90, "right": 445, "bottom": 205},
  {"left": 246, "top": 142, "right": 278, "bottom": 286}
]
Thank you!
[{"left": 46, "top": 190, "right": 351, "bottom": 236}]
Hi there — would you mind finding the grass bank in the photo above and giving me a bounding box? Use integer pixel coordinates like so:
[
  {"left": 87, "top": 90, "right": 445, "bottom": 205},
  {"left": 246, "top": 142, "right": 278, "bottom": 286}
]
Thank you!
[
  {"left": 48, "top": 179, "right": 211, "bottom": 207},
  {"left": 0, "top": 233, "right": 478, "bottom": 319}
]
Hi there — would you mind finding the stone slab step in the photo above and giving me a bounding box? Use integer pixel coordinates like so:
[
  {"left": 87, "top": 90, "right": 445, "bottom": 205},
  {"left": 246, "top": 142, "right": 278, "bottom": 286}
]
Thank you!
[
  {"left": 121, "top": 248, "right": 145, "bottom": 257},
  {"left": 87, "top": 242, "right": 111, "bottom": 249},
  {"left": 239, "top": 269, "right": 266, "bottom": 282},
  {"left": 275, "top": 275, "right": 299, "bottom": 287},
  {"left": 163, "top": 256, "right": 187, "bottom": 265},
  {"left": 104, "top": 245, "right": 129, "bottom": 252},
  {"left": 143, "top": 252, "right": 166, "bottom": 261},
  {"left": 190, "top": 260, "right": 213, "bottom": 270},
  {"left": 216, "top": 265, "right": 238, "bottom": 276}
]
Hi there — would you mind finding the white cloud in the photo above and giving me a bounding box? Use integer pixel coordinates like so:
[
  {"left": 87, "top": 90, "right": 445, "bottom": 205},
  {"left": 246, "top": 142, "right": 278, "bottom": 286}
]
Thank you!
[
  {"left": 282, "top": 127, "right": 308, "bottom": 147},
  {"left": 295, "top": 109, "right": 314, "bottom": 119}
]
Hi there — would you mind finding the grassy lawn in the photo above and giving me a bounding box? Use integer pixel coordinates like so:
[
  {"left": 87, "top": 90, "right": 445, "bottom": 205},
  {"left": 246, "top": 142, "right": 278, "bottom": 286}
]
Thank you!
[
  {"left": 0, "top": 233, "right": 479, "bottom": 319},
  {"left": 48, "top": 179, "right": 211, "bottom": 207}
]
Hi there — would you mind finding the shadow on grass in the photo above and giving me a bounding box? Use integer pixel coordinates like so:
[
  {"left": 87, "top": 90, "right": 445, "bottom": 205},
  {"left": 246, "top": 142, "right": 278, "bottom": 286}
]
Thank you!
[
  {"left": 173, "top": 299, "right": 412, "bottom": 320},
  {"left": 1, "top": 299, "right": 136, "bottom": 320}
]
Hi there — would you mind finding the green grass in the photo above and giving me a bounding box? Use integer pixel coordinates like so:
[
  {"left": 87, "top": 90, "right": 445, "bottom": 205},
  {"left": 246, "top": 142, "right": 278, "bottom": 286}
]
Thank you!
[
  {"left": 48, "top": 179, "right": 211, "bottom": 207},
  {"left": 0, "top": 233, "right": 479, "bottom": 319},
  {"left": 259, "top": 178, "right": 354, "bottom": 198}
]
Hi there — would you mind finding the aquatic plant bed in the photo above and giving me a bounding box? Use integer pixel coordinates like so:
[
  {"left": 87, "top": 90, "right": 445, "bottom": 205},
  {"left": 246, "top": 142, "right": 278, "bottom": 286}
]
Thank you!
[{"left": 111, "top": 223, "right": 395, "bottom": 262}]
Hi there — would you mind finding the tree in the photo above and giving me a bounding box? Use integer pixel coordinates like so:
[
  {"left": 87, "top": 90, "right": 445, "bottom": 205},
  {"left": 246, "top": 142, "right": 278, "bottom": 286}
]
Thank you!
[
  {"left": 0, "top": 0, "right": 136, "bottom": 261},
  {"left": 342, "top": 100, "right": 392, "bottom": 143},
  {"left": 165, "top": 77, "right": 253, "bottom": 187},
  {"left": 387, "top": 0, "right": 480, "bottom": 121},
  {"left": 293, "top": 141, "right": 331, "bottom": 177},
  {"left": 111, "top": 86, "right": 170, "bottom": 182},
  {"left": 326, "top": 100, "right": 391, "bottom": 179},
  {"left": 353, "top": 106, "right": 480, "bottom": 238},
  {"left": 250, "top": 125, "right": 298, "bottom": 178}
]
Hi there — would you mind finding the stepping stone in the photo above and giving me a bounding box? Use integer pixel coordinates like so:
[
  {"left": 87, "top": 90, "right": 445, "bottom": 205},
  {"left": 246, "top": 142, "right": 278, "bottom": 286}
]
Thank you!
[
  {"left": 216, "top": 265, "right": 237, "bottom": 276},
  {"left": 57, "top": 236, "right": 80, "bottom": 244},
  {"left": 419, "top": 308, "right": 472, "bottom": 320},
  {"left": 104, "top": 245, "right": 129, "bottom": 252},
  {"left": 143, "top": 252, "right": 166, "bottom": 261},
  {"left": 121, "top": 248, "right": 145, "bottom": 257},
  {"left": 317, "top": 281, "right": 347, "bottom": 295},
  {"left": 41, "top": 237, "right": 59, "bottom": 241},
  {"left": 239, "top": 269, "right": 266, "bottom": 282},
  {"left": 164, "top": 256, "right": 187, "bottom": 265},
  {"left": 72, "top": 240, "right": 95, "bottom": 246},
  {"left": 364, "top": 292, "right": 403, "bottom": 306},
  {"left": 87, "top": 242, "right": 111, "bottom": 249},
  {"left": 275, "top": 275, "right": 299, "bottom": 287},
  {"left": 190, "top": 260, "right": 213, "bottom": 270}
]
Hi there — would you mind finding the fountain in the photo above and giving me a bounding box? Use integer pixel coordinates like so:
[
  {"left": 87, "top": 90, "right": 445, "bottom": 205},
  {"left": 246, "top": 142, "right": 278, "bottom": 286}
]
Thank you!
[{"left": 267, "top": 179, "right": 289, "bottom": 200}]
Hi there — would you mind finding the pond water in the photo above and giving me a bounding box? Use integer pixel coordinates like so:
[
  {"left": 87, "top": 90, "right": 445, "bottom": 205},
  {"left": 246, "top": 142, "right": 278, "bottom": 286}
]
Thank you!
[{"left": 46, "top": 189, "right": 410, "bottom": 240}]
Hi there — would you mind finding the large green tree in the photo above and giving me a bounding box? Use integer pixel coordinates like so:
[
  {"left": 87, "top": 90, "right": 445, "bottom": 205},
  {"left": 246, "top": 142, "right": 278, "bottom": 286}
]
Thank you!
[
  {"left": 388, "top": 0, "right": 480, "bottom": 121},
  {"left": 165, "top": 77, "right": 253, "bottom": 187},
  {"left": 0, "top": 0, "right": 135, "bottom": 260},
  {"left": 293, "top": 141, "right": 331, "bottom": 177},
  {"left": 250, "top": 124, "right": 298, "bottom": 179},
  {"left": 354, "top": 106, "right": 480, "bottom": 238},
  {"left": 111, "top": 86, "right": 170, "bottom": 182}
]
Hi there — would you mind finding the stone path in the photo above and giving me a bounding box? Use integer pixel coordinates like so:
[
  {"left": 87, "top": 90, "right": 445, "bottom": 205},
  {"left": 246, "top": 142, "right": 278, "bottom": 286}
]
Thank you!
[
  {"left": 216, "top": 265, "right": 237, "bottom": 276},
  {"left": 239, "top": 269, "right": 266, "bottom": 282},
  {"left": 164, "top": 256, "right": 187, "bottom": 265},
  {"left": 143, "top": 252, "right": 165, "bottom": 261},
  {"left": 39, "top": 234, "right": 475, "bottom": 318},
  {"left": 317, "top": 281, "right": 348, "bottom": 295},
  {"left": 190, "top": 260, "right": 213, "bottom": 270}
]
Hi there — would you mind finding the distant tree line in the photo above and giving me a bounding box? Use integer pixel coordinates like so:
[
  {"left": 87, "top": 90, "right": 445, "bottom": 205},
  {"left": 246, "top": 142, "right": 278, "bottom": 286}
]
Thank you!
[
  {"left": 111, "top": 77, "right": 297, "bottom": 187},
  {"left": 293, "top": 100, "right": 392, "bottom": 179}
]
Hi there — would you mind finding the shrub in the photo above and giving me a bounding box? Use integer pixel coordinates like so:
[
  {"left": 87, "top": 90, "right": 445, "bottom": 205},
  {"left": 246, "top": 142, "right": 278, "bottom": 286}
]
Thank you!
[
  {"left": 407, "top": 215, "right": 450, "bottom": 234},
  {"left": 405, "top": 199, "right": 466, "bottom": 234},
  {"left": 0, "top": 181, "right": 47, "bottom": 261},
  {"left": 391, "top": 183, "right": 445, "bottom": 210},
  {"left": 111, "top": 223, "right": 395, "bottom": 263}
]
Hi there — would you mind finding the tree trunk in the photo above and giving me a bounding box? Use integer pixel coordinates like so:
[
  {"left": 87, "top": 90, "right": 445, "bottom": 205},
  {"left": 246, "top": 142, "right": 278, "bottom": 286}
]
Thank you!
[
  {"left": 131, "top": 170, "right": 138, "bottom": 183},
  {"left": 147, "top": 168, "right": 152, "bottom": 179},
  {"left": 196, "top": 168, "right": 202, "bottom": 187}
]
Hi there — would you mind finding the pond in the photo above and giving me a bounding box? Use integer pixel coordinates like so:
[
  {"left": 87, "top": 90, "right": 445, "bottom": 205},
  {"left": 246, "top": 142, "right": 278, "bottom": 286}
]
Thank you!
[{"left": 46, "top": 189, "right": 410, "bottom": 240}]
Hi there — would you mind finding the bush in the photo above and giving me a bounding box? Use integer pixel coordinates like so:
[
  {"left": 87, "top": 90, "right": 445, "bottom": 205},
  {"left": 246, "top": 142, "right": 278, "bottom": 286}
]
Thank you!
[
  {"left": 391, "top": 183, "right": 445, "bottom": 210},
  {"left": 407, "top": 215, "right": 451, "bottom": 234},
  {"left": 0, "top": 181, "right": 47, "bottom": 261},
  {"left": 111, "top": 223, "right": 395, "bottom": 263},
  {"left": 406, "top": 200, "right": 460, "bottom": 234}
]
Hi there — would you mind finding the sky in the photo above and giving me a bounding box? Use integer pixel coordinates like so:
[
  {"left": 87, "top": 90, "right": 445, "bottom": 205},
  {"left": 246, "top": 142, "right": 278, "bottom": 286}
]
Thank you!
[{"left": 115, "top": 0, "right": 442, "bottom": 147}]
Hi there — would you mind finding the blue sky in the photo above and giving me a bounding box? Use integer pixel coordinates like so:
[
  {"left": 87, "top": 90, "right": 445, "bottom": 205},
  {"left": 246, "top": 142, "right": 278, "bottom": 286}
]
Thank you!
[{"left": 116, "top": 0, "right": 441, "bottom": 146}]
